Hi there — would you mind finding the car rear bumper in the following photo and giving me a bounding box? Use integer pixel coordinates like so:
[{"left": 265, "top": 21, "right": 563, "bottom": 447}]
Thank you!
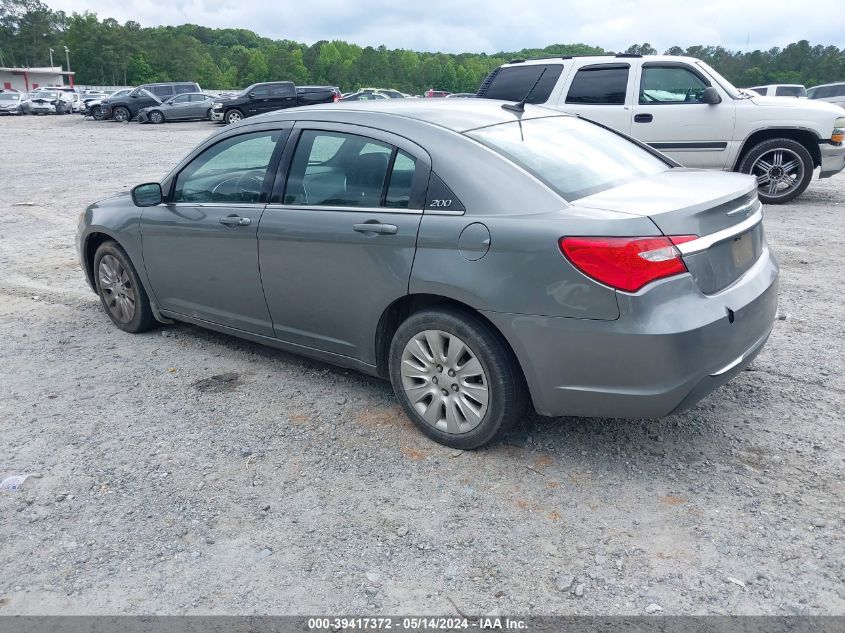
[
  {"left": 819, "top": 142, "right": 845, "bottom": 178},
  {"left": 484, "top": 246, "right": 779, "bottom": 418}
]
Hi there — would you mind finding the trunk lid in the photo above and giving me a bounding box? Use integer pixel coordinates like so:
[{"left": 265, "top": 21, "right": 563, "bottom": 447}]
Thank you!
[{"left": 573, "top": 169, "right": 764, "bottom": 294}]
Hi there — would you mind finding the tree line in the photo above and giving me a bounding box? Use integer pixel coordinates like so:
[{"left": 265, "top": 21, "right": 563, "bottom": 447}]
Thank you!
[{"left": 1, "top": 0, "right": 843, "bottom": 92}]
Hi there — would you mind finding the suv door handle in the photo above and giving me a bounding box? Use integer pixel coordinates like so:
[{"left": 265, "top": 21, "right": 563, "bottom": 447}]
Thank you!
[
  {"left": 219, "top": 215, "right": 251, "bottom": 226},
  {"left": 634, "top": 113, "right": 653, "bottom": 123},
  {"left": 354, "top": 222, "right": 398, "bottom": 235}
]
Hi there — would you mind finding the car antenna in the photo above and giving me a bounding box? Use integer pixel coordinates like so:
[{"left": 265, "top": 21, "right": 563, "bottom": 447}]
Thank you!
[{"left": 502, "top": 67, "right": 547, "bottom": 114}]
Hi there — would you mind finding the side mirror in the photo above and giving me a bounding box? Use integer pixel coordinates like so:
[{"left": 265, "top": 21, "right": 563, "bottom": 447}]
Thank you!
[
  {"left": 132, "top": 182, "right": 163, "bottom": 207},
  {"left": 249, "top": 92, "right": 256, "bottom": 98},
  {"left": 702, "top": 86, "right": 721, "bottom": 105}
]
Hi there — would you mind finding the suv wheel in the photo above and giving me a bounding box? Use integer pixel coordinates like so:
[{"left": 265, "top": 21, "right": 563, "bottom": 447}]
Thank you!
[
  {"left": 225, "top": 109, "right": 243, "bottom": 124},
  {"left": 112, "top": 106, "right": 130, "bottom": 122},
  {"left": 738, "top": 138, "right": 814, "bottom": 204},
  {"left": 389, "top": 307, "right": 527, "bottom": 449}
]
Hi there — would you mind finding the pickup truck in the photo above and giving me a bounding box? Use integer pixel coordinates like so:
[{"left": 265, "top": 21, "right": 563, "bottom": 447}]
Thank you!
[
  {"left": 477, "top": 54, "right": 845, "bottom": 203},
  {"left": 211, "top": 82, "right": 337, "bottom": 125}
]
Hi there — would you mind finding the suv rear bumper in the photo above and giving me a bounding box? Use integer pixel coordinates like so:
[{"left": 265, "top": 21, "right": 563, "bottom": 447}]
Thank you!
[
  {"left": 484, "top": 247, "right": 779, "bottom": 419},
  {"left": 819, "top": 142, "right": 845, "bottom": 178}
]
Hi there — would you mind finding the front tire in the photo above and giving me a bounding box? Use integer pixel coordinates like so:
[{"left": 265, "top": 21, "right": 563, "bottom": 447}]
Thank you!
[
  {"left": 389, "top": 307, "right": 527, "bottom": 449},
  {"left": 225, "top": 109, "right": 243, "bottom": 124},
  {"left": 738, "top": 138, "right": 813, "bottom": 204},
  {"left": 91, "top": 105, "right": 104, "bottom": 120},
  {"left": 93, "top": 241, "right": 156, "bottom": 333},
  {"left": 112, "top": 106, "right": 130, "bottom": 123},
  {"left": 148, "top": 110, "right": 165, "bottom": 124}
]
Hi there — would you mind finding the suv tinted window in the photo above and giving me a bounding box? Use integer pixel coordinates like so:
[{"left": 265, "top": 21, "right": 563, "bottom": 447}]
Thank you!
[
  {"left": 482, "top": 64, "right": 563, "bottom": 103},
  {"left": 173, "top": 132, "right": 279, "bottom": 203},
  {"left": 285, "top": 130, "right": 401, "bottom": 207},
  {"left": 152, "top": 85, "right": 173, "bottom": 97},
  {"left": 832, "top": 85, "right": 845, "bottom": 97},
  {"left": 270, "top": 83, "right": 294, "bottom": 97},
  {"left": 250, "top": 86, "right": 270, "bottom": 98},
  {"left": 640, "top": 66, "right": 708, "bottom": 104},
  {"left": 175, "top": 84, "right": 196, "bottom": 94},
  {"left": 566, "top": 66, "right": 629, "bottom": 105}
]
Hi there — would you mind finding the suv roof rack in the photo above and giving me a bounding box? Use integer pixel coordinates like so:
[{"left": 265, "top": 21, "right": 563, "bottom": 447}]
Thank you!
[{"left": 506, "top": 53, "right": 643, "bottom": 64}]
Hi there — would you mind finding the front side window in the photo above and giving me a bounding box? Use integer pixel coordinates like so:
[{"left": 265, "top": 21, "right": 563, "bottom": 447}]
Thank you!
[
  {"left": 481, "top": 64, "right": 563, "bottom": 103},
  {"left": 467, "top": 116, "right": 668, "bottom": 201},
  {"left": 640, "top": 66, "right": 709, "bottom": 104},
  {"left": 566, "top": 66, "right": 629, "bottom": 105},
  {"left": 173, "top": 132, "right": 280, "bottom": 203},
  {"left": 170, "top": 95, "right": 191, "bottom": 104},
  {"left": 250, "top": 86, "right": 270, "bottom": 98},
  {"left": 284, "top": 130, "right": 415, "bottom": 208}
]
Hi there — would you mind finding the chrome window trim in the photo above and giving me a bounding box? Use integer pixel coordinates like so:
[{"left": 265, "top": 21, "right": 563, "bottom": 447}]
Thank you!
[
  {"left": 264, "top": 203, "right": 422, "bottom": 215},
  {"left": 677, "top": 205, "right": 763, "bottom": 256},
  {"left": 170, "top": 202, "right": 265, "bottom": 209}
]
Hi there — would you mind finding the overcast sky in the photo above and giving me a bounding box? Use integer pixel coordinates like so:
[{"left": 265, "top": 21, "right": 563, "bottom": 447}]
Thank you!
[{"left": 48, "top": 0, "right": 845, "bottom": 54}]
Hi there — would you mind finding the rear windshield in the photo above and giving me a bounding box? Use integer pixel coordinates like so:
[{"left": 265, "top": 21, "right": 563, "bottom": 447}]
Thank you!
[
  {"left": 0, "top": 93, "right": 20, "bottom": 100},
  {"left": 467, "top": 116, "right": 669, "bottom": 201}
]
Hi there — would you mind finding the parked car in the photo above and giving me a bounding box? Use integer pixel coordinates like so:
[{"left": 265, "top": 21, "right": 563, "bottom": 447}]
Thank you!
[
  {"left": 84, "top": 89, "right": 129, "bottom": 120},
  {"left": 424, "top": 89, "right": 451, "bottom": 98},
  {"left": 137, "top": 92, "right": 215, "bottom": 123},
  {"left": 746, "top": 84, "right": 807, "bottom": 98},
  {"left": 807, "top": 82, "right": 845, "bottom": 109},
  {"left": 27, "top": 90, "right": 72, "bottom": 115},
  {"left": 477, "top": 55, "right": 845, "bottom": 203},
  {"left": 341, "top": 90, "right": 390, "bottom": 101},
  {"left": 211, "top": 81, "right": 335, "bottom": 124},
  {"left": 78, "top": 99, "right": 779, "bottom": 449},
  {"left": 102, "top": 82, "right": 201, "bottom": 122},
  {"left": 0, "top": 91, "right": 27, "bottom": 115}
]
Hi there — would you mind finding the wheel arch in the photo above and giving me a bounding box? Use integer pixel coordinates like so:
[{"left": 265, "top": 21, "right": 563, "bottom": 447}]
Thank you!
[
  {"left": 734, "top": 128, "right": 821, "bottom": 170},
  {"left": 82, "top": 230, "right": 119, "bottom": 291},
  {"left": 374, "top": 293, "right": 529, "bottom": 397}
]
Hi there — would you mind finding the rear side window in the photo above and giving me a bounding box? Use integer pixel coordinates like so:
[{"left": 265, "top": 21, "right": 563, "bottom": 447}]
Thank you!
[
  {"left": 175, "top": 84, "right": 196, "bottom": 94},
  {"left": 566, "top": 66, "right": 629, "bottom": 105},
  {"left": 775, "top": 86, "right": 806, "bottom": 97},
  {"left": 467, "top": 116, "right": 668, "bottom": 201},
  {"left": 270, "top": 84, "right": 294, "bottom": 97},
  {"left": 152, "top": 85, "right": 173, "bottom": 97},
  {"left": 284, "top": 130, "right": 417, "bottom": 208},
  {"left": 481, "top": 64, "right": 563, "bottom": 103}
]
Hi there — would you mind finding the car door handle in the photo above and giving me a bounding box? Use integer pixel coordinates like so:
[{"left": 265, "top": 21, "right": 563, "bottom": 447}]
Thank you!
[
  {"left": 219, "top": 215, "right": 251, "bottom": 226},
  {"left": 634, "top": 113, "right": 653, "bottom": 123},
  {"left": 354, "top": 222, "right": 398, "bottom": 235}
]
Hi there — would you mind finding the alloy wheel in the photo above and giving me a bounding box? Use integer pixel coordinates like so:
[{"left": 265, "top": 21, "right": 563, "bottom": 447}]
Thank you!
[
  {"left": 226, "top": 111, "right": 242, "bottom": 124},
  {"left": 400, "top": 330, "right": 489, "bottom": 434},
  {"left": 113, "top": 108, "right": 129, "bottom": 122},
  {"left": 752, "top": 148, "right": 804, "bottom": 201},
  {"left": 98, "top": 254, "right": 136, "bottom": 323},
  {"left": 150, "top": 111, "right": 164, "bottom": 124}
]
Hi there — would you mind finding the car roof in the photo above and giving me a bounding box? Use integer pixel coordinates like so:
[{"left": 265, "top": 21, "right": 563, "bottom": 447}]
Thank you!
[
  {"left": 809, "top": 81, "right": 845, "bottom": 88},
  {"left": 257, "top": 98, "right": 571, "bottom": 133},
  {"left": 501, "top": 54, "right": 701, "bottom": 67}
]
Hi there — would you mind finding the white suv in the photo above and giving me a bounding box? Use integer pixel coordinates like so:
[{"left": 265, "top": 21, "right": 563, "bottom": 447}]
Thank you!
[{"left": 477, "top": 55, "right": 845, "bottom": 203}]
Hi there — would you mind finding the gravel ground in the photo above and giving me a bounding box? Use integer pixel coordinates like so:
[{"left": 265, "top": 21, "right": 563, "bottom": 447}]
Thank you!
[{"left": 0, "top": 115, "right": 843, "bottom": 616}]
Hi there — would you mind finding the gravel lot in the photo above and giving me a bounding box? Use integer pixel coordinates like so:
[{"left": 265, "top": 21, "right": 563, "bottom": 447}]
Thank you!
[{"left": 0, "top": 115, "right": 843, "bottom": 616}]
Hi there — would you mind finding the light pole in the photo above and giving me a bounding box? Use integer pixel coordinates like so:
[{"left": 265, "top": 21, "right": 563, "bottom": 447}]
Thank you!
[
  {"left": 63, "top": 46, "right": 71, "bottom": 87},
  {"left": 49, "top": 48, "right": 54, "bottom": 67}
]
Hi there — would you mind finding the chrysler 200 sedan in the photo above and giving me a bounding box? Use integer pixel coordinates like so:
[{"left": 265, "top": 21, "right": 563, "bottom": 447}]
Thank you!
[{"left": 77, "top": 100, "right": 779, "bottom": 449}]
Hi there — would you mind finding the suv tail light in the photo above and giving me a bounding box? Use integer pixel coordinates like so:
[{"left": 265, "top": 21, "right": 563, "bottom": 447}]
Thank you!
[{"left": 559, "top": 235, "right": 697, "bottom": 292}]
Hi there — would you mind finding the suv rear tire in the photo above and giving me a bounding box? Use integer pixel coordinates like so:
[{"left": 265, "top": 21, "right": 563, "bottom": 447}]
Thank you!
[
  {"left": 389, "top": 307, "right": 527, "bottom": 449},
  {"left": 738, "top": 138, "right": 814, "bottom": 204},
  {"left": 112, "top": 106, "right": 131, "bottom": 123}
]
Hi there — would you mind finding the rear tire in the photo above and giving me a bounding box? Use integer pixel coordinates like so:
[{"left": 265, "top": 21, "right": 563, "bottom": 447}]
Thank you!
[
  {"left": 389, "top": 307, "right": 527, "bottom": 449},
  {"left": 93, "top": 241, "right": 156, "bottom": 333},
  {"left": 225, "top": 109, "right": 243, "bottom": 124},
  {"left": 738, "top": 138, "right": 813, "bottom": 204},
  {"left": 112, "top": 106, "right": 130, "bottom": 123}
]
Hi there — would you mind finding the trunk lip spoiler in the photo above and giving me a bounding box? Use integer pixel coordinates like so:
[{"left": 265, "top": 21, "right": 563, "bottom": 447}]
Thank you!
[{"left": 676, "top": 201, "right": 763, "bottom": 256}]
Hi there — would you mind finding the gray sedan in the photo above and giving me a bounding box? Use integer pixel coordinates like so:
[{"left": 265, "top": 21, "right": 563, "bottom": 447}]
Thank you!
[
  {"left": 77, "top": 100, "right": 779, "bottom": 449},
  {"left": 136, "top": 93, "right": 215, "bottom": 123}
]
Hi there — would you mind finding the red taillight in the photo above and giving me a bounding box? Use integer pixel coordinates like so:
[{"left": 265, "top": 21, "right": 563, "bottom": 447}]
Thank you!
[
  {"left": 559, "top": 235, "right": 698, "bottom": 292},
  {"left": 333, "top": 94, "right": 340, "bottom": 102}
]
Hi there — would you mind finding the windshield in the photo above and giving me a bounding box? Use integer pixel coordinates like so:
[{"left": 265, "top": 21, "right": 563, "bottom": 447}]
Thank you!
[
  {"left": 0, "top": 93, "right": 21, "bottom": 101},
  {"left": 467, "top": 116, "right": 669, "bottom": 201},
  {"left": 109, "top": 89, "right": 129, "bottom": 98},
  {"left": 696, "top": 62, "right": 742, "bottom": 99},
  {"left": 238, "top": 84, "right": 259, "bottom": 97}
]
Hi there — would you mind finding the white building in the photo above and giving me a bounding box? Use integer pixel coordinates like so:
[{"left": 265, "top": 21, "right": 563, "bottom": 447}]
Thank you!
[{"left": 0, "top": 66, "right": 75, "bottom": 92}]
